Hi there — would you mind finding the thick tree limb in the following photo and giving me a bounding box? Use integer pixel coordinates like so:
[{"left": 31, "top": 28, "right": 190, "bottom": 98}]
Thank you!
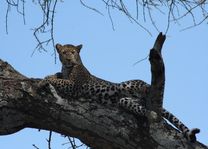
[
  {"left": 147, "top": 32, "right": 166, "bottom": 114},
  {"left": 0, "top": 34, "right": 207, "bottom": 148}
]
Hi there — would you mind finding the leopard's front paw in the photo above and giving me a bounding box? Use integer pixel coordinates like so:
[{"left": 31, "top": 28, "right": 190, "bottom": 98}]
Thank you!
[{"left": 37, "top": 79, "right": 50, "bottom": 90}]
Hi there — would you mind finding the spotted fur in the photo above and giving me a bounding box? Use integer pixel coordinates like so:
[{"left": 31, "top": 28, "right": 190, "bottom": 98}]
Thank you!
[{"left": 40, "top": 43, "right": 199, "bottom": 142}]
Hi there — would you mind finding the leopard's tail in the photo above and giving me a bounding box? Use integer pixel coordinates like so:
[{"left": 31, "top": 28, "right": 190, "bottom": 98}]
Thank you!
[{"left": 162, "top": 108, "right": 200, "bottom": 142}]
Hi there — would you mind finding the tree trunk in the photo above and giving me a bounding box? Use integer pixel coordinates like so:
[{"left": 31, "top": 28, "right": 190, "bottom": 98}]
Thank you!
[{"left": 0, "top": 33, "right": 207, "bottom": 149}]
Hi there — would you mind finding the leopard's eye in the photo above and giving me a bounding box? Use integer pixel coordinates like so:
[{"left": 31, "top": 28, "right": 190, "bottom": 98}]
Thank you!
[
  {"left": 71, "top": 50, "right": 75, "bottom": 54},
  {"left": 62, "top": 51, "right": 66, "bottom": 54}
]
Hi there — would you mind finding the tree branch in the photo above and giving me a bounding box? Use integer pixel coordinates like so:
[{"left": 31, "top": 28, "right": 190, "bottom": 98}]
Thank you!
[
  {"left": 0, "top": 34, "right": 207, "bottom": 148},
  {"left": 147, "top": 32, "right": 166, "bottom": 114}
]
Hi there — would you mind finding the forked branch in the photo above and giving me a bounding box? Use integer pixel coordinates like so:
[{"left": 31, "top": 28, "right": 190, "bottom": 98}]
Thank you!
[{"left": 147, "top": 32, "right": 166, "bottom": 114}]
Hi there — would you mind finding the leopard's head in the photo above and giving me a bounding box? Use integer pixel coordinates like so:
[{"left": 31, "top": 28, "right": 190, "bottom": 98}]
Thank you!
[{"left": 56, "top": 43, "right": 83, "bottom": 67}]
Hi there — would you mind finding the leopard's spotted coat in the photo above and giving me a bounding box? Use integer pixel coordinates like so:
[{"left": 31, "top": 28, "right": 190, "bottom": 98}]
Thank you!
[{"left": 40, "top": 43, "right": 199, "bottom": 142}]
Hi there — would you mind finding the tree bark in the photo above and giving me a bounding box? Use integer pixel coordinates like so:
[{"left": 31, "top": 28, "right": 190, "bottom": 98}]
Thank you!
[
  {"left": 0, "top": 33, "right": 207, "bottom": 149},
  {"left": 147, "top": 32, "right": 166, "bottom": 115}
]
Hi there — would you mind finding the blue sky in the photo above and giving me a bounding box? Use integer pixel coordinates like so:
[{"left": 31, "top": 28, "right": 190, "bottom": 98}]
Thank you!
[{"left": 0, "top": 0, "right": 208, "bottom": 148}]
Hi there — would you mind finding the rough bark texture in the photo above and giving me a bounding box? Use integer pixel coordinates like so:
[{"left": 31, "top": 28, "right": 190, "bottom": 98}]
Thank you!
[
  {"left": 147, "top": 33, "right": 166, "bottom": 115},
  {"left": 0, "top": 33, "right": 207, "bottom": 149}
]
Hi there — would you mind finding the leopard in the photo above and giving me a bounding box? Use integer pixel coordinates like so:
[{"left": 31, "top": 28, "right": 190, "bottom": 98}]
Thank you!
[{"left": 40, "top": 43, "right": 200, "bottom": 142}]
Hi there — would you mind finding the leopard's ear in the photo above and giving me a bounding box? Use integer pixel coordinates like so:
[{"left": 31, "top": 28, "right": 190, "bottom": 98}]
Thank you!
[
  {"left": 56, "top": 44, "right": 62, "bottom": 53},
  {"left": 76, "top": 44, "right": 83, "bottom": 53}
]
